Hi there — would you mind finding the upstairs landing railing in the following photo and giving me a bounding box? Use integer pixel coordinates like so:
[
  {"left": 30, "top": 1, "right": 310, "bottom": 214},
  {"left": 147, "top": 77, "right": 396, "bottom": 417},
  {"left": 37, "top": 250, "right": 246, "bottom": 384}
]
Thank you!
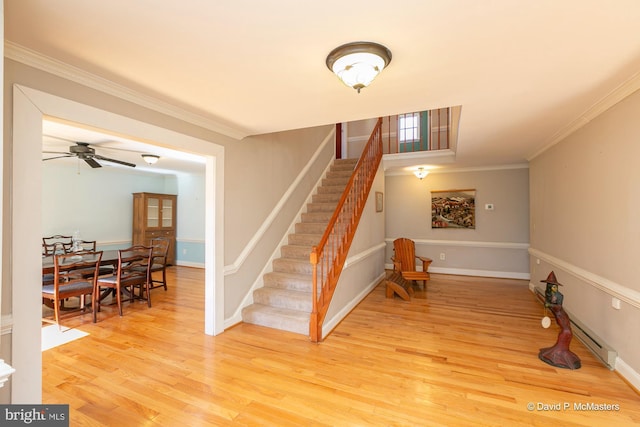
[
  {"left": 309, "top": 118, "right": 383, "bottom": 342},
  {"left": 381, "top": 108, "right": 450, "bottom": 155}
]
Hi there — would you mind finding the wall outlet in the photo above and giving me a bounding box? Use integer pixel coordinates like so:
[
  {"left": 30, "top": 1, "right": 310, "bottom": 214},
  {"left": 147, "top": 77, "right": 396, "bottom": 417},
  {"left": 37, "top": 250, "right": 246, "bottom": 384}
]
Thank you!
[
  {"left": 439, "top": 253, "right": 446, "bottom": 261},
  {"left": 485, "top": 203, "right": 494, "bottom": 210},
  {"left": 182, "top": 248, "right": 187, "bottom": 255},
  {"left": 612, "top": 297, "right": 621, "bottom": 310}
]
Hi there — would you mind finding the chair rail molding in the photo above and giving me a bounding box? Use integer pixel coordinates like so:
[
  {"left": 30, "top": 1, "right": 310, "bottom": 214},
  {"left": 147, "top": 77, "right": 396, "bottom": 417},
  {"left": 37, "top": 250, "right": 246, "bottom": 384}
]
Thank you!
[
  {"left": 529, "top": 247, "right": 640, "bottom": 309},
  {"left": 387, "top": 238, "right": 530, "bottom": 250}
]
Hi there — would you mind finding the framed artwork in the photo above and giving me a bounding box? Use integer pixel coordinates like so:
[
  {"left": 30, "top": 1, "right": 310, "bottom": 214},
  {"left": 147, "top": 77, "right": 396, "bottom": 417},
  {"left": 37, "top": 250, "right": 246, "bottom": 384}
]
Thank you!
[
  {"left": 431, "top": 189, "right": 476, "bottom": 229},
  {"left": 375, "top": 192, "right": 384, "bottom": 212}
]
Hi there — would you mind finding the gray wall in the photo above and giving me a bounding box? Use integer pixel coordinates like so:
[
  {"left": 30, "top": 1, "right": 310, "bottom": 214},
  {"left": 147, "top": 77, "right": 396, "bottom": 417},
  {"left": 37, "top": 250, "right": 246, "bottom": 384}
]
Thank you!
[
  {"left": 385, "top": 167, "right": 530, "bottom": 278},
  {"left": 41, "top": 163, "right": 208, "bottom": 264},
  {"left": 529, "top": 88, "right": 640, "bottom": 386},
  {"left": 42, "top": 162, "right": 174, "bottom": 248}
]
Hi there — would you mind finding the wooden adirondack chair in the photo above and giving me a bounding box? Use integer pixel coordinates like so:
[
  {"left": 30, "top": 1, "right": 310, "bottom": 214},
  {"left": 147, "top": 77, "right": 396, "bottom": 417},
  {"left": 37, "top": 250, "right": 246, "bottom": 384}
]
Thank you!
[{"left": 391, "top": 238, "right": 433, "bottom": 288}]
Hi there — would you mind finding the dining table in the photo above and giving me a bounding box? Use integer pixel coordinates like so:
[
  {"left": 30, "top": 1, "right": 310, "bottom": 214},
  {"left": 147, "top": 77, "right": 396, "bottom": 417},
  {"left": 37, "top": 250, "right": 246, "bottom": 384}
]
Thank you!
[
  {"left": 42, "top": 250, "right": 121, "bottom": 308},
  {"left": 42, "top": 249, "right": 120, "bottom": 275}
]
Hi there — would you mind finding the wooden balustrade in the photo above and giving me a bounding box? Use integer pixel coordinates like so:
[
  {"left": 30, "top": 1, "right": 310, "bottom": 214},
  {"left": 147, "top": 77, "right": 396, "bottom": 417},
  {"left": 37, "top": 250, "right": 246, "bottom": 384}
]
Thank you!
[
  {"left": 309, "top": 118, "right": 383, "bottom": 342},
  {"left": 381, "top": 108, "right": 450, "bottom": 155}
]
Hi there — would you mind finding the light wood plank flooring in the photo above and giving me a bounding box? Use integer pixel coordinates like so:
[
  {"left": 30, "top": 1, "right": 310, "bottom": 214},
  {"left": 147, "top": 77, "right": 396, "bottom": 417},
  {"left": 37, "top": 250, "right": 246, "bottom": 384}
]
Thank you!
[{"left": 42, "top": 267, "right": 640, "bottom": 426}]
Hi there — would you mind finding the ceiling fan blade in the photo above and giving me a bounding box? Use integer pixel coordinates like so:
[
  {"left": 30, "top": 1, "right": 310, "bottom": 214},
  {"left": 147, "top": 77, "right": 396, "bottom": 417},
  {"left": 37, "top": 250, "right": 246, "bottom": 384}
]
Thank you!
[
  {"left": 94, "top": 155, "right": 136, "bottom": 168},
  {"left": 43, "top": 150, "right": 72, "bottom": 155},
  {"left": 43, "top": 155, "right": 74, "bottom": 161},
  {"left": 84, "top": 158, "right": 102, "bottom": 168}
]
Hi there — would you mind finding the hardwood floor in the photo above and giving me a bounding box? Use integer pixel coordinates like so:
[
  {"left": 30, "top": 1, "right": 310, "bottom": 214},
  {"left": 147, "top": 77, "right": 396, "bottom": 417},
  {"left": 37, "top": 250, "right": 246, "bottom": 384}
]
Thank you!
[{"left": 42, "top": 268, "right": 640, "bottom": 426}]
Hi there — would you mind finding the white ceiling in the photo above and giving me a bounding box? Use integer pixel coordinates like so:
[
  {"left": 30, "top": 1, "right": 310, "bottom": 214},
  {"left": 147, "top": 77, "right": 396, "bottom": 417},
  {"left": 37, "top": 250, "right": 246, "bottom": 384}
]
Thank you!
[
  {"left": 6, "top": 0, "right": 640, "bottom": 171},
  {"left": 41, "top": 119, "right": 206, "bottom": 174}
]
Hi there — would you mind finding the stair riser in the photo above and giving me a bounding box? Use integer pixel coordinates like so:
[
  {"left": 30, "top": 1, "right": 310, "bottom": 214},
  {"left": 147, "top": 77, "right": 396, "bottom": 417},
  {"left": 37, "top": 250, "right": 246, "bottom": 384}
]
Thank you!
[
  {"left": 317, "top": 186, "right": 346, "bottom": 194},
  {"left": 295, "top": 223, "right": 327, "bottom": 234},
  {"left": 331, "top": 161, "right": 357, "bottom": 172},
  {"left": 273, "top": 258, "right": 313, "bottom": 274},
  {"left": 322, "top": 178, "right": 350, "bottom": 187},
  {"left": 306, "top": 202, "right": 338, "bottom": 212},
  {"left": 312, "top": 193, "right": 342, "bottom": 203},
  {"left": 280, "top": 245, "right": 312, "bottom": 259},
  {"left": 301, "top": 212, "right": 333, "bottom": 223},
  {"left": 253, "top": 288, "right": 312, "bottom": 311},
  {"left": 326, "top": 171, "right": 353, "bottom": 180},
  {"left": 263, "top": 273, "right": 313, "bottom": 292},
  {"left": 288, "top": 234, "right": 321, "bottom": 246},
  {"left": 241, "top": 306, "right": 308, "bottom": 335}
]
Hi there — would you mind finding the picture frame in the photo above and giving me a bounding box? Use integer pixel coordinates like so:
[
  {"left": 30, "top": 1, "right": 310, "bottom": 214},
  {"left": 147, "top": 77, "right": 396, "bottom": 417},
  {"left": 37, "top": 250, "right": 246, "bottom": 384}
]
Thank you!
[
  {"left": 431, "top": 189, "right": 476, "bottom": 229},
  {"left": 375, "top": 191, "right": 383, "bottom": 212}
]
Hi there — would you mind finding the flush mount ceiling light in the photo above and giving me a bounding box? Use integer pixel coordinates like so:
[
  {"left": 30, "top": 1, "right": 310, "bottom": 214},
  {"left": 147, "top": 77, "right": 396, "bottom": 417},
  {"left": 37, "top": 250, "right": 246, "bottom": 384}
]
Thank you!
[
  {"left": 326, "top": 41, "right": 392, "bottom": 93},
  {"left": 414, "top": 167, "right": 429, "bottom": 180},
  {"left": 141, "top": 154, "right": 159, "bottom": 165}
]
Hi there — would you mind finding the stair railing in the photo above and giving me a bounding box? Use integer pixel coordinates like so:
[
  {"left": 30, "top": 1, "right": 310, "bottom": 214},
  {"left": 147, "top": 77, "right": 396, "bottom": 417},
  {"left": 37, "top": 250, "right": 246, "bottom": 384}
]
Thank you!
[{"left": 309, "top": 118, "right": 383, "bottom": 342}]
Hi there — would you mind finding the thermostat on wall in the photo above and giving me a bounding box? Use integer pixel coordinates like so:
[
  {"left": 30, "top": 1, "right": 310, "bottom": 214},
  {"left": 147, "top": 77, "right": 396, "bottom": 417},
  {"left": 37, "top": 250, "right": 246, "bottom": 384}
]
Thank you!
[{"left": 485, "top": 203, "right": 494, "bottom": 210}]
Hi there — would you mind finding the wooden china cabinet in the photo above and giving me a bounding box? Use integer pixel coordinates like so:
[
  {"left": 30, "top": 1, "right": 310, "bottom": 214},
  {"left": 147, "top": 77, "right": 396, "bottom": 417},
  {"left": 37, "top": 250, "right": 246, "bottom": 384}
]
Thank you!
[{"left": 132, "top": 192, "right": 177, "bottom": 265}]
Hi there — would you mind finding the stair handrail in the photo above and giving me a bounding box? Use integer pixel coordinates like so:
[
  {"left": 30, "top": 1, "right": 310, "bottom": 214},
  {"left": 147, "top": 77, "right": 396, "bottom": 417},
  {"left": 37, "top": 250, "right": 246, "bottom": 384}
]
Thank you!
[{"left": 309, "top": 118, "right": 383, "bottom": 342}]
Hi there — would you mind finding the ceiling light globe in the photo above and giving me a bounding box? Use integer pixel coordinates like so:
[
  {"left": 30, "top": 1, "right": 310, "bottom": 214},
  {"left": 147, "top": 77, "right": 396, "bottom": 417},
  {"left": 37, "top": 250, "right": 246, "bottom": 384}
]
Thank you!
[
  {"left": 414, "top": 168, "right": 429, "bottom": 180},
  {"left": 142, "top": 154, "right": 159, "bottom": 165},
  {"left": 326, "top": 42, "right": 392, "bottom": 93},
  {"left": 332, "top": 52, "right": 387, "bottom": 92}
]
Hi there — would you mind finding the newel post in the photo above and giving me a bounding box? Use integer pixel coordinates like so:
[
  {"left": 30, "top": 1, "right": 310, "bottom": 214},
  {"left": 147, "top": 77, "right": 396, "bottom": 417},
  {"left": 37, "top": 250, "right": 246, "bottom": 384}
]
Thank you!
[{"left": 309, "top": 248, "right": 320, "bottom": 342}]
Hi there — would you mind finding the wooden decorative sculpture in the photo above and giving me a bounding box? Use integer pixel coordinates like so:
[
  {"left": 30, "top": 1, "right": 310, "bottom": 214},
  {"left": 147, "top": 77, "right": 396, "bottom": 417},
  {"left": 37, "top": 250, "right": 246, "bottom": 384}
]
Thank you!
[{"left": 538, "top": 271, "right": 581, "bottom": 370}]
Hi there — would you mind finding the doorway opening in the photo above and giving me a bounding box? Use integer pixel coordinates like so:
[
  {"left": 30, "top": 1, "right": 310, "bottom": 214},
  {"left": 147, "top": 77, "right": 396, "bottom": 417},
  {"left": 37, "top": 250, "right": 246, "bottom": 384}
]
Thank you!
[{"left": 12, "top": 84, "right": 224, "bottom": 402}]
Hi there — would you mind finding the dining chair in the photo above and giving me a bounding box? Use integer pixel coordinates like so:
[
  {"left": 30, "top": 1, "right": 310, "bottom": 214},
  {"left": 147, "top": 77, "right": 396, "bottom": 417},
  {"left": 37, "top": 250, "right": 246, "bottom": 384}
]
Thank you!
[
  {"left": 73, "top": 239, "right": 96, "bottom": 251},
  {"left": 96, "top": 245, "right": 152, "bottom": 317},
  {"left": 148, "top": 237, "right": 170, "bottom": 291},
  {"left": 74, "top": 240, "right": 115, "bottom": 276},
  {"left": 42, "top": 251, "right": 103, "bottom": 327},
  {"left": 42, "top": 235, "right": 73, "bottom": 255}
]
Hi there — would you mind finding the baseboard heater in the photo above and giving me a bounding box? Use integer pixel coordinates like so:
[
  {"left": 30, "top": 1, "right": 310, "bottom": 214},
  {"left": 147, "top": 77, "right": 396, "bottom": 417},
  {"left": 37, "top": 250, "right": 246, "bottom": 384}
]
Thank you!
[{"left": 533, "top": 286, "right": 617, "bottom": 370}]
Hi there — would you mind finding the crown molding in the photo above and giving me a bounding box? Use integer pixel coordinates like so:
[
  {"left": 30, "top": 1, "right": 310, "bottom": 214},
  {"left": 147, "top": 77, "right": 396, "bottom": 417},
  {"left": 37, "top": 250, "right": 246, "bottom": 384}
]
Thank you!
[
  {"left": 529, "top": 70, "right": 640, "bottom": 161},
  {"left": 384, "top": 162, "right": 529, "bottom": 176},
  {"left": 5, "top": 41, "right": 250, "bottom": 140}
]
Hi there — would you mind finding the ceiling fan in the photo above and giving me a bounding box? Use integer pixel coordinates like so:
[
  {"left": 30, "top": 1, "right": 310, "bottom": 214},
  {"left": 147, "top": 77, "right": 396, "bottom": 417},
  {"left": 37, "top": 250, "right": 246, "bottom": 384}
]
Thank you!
[{"left": 43, "top": 142, "right": 136, "bottom": 168}]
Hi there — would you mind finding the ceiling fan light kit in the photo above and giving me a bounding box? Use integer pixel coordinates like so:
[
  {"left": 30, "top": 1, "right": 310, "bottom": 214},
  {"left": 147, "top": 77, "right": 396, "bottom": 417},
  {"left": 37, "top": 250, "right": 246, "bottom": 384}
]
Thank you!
[{"left": 141, "top": 154, "right": 160, "bottom": 165}]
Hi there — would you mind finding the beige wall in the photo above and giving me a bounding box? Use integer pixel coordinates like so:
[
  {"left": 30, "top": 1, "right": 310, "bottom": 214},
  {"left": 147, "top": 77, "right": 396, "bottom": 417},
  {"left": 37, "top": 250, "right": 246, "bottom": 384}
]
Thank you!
[
  {"left": 385, "top": 167, "right": 530, "bottom": 278},
  {"left": 529, "top": 89, "right": 640, "bottom": 385},
  {"left": 223, "top": 126, "right": 334, "bottom": 318}
]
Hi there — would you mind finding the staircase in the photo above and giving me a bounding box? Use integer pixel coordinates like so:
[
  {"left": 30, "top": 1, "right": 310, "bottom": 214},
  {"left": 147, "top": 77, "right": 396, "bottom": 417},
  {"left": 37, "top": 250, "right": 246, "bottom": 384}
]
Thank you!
[{"left": 241, "top": 158, "right": 358, "bottom": 335}]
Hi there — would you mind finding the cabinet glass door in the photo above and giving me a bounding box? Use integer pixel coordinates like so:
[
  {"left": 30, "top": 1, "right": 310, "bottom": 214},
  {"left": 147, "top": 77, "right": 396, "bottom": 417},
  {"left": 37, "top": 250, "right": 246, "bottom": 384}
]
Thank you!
[
  {"left": 161, "top": 198, "right": 173, "bottom": 228},
  {"left": 147, "top": 197, "right": 160, "bottom": 227}
]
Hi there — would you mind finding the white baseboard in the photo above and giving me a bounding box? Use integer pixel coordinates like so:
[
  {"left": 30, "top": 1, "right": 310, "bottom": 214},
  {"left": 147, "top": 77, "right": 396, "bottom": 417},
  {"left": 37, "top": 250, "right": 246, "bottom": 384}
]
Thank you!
[
  {"left": 615, "top": 357, "right": 640, "bottom": 393},
  {"left": 175, "top": 260, "right": 204, "bottom": 269}
]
